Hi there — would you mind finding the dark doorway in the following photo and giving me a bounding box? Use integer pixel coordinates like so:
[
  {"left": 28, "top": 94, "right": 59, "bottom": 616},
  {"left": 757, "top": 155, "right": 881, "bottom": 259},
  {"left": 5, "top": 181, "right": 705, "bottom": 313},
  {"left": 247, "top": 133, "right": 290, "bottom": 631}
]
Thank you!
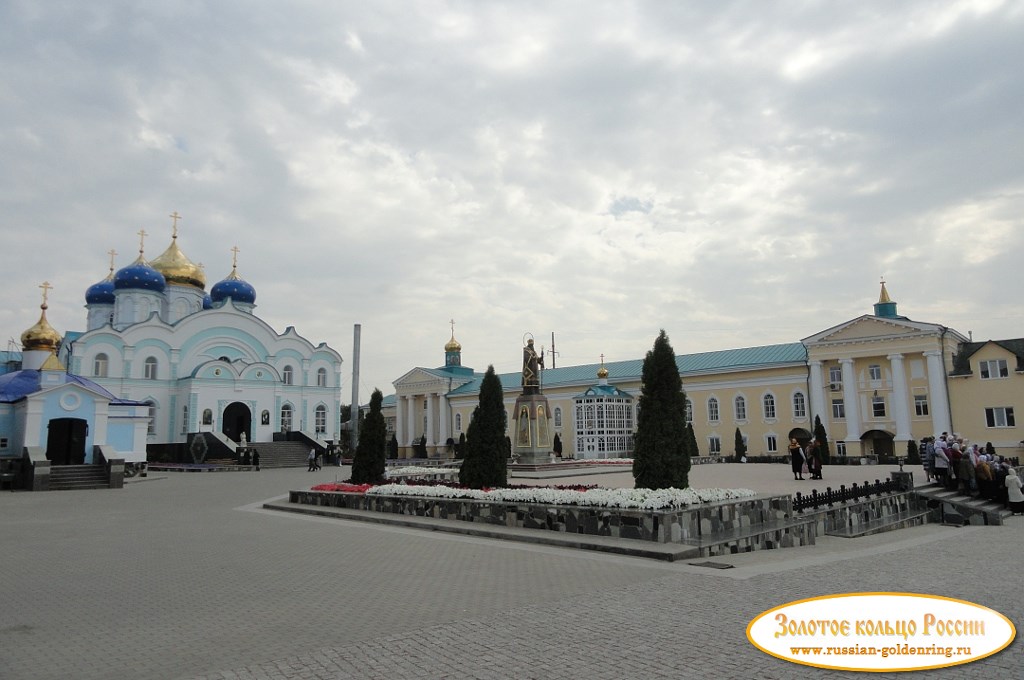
[
  {"left": 47, "top": 418, "right": 88, "bottom": 465},
  {"left": 862, "top": 430, "right": 894, "bottom": 457},
  {"left": 788, "top": 428, "right": 813, "bottom": 444},
  {"left": 222, "top": 402, "right": 252, "bottom": 443}
]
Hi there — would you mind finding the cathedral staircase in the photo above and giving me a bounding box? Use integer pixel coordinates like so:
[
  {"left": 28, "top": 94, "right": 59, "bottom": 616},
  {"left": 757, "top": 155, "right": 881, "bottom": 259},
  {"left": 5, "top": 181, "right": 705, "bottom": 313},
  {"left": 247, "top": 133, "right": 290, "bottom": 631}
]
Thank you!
[
  {"left": 914, "top": 483, "right": 1012, "bottom": 526},
  {"left": 250, "top": 441, "right": 312, "bottom": 469},
  {"left": 49, "top": 464, "right": 110, "bottom": 491}
]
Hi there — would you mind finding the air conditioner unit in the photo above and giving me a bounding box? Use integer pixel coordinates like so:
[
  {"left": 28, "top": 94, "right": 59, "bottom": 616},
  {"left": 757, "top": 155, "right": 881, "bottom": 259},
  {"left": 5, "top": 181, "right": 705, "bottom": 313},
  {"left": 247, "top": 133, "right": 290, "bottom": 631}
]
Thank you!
[{"left": 829, "top": 383, "right": 841, "bottom": 391}]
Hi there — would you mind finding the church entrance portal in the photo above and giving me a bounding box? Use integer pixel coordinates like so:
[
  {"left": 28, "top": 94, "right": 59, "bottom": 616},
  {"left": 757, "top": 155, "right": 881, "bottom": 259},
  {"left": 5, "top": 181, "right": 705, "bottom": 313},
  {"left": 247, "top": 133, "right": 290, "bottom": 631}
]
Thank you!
[
  {"left": 861, "top": 430, "right": 894, "bottom": 457},
  {"left": 46, "top": 418, "right": 88, "bottom": 465},
  {"left": 222, "top": 403, "right": 252, "bottom": 444}
]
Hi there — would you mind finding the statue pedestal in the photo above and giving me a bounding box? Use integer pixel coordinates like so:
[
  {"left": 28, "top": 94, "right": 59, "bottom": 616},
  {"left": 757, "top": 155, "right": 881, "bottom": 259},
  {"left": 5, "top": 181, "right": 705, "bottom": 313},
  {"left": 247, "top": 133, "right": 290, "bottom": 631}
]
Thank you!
[{"left": 512, "top": 392, "right": 554, "bottom": 465}]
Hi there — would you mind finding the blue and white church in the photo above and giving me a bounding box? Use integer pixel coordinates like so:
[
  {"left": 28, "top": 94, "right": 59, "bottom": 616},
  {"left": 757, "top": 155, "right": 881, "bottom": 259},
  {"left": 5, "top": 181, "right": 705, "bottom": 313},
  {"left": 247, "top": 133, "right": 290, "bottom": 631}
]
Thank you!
[{"left": 60, "top": 219, "right": 344, "bottom": 456}]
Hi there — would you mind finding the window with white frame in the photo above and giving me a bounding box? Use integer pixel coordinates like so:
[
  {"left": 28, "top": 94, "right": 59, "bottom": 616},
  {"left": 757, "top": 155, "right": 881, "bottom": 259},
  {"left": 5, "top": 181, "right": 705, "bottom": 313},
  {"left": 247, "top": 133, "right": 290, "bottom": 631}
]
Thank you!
[
  {"left": 868, "top": 364, "right": 882, "bottom": 381},
  {"left": 793, "top": 392, "right": 806, "bottom": 419},
  {"left": 685, "top": 399, "right": 693, "bottom": 425},
  {"left": 708, "top": 397, "right": 719, "bottom": 423},
  {"left": 832, "top": 399, "right": 845, "bottom": 419},
  {"left": 836, "top": 441, "right": 847, "bottom": 456},
  {"left": 147, "top": 402, "right": 157, "bottom": 435},
  {"left": 316, "top": 367, "right": 327, "bottom": 387},
  {"left": 766, "top": 435, "right": 778, "bottom": 453},
  {"left": 734, "top": 395, "right": 746, "bottom": 421},
  {"left": 315, "top": 405, "right": 327, "bottom": 434},
  {"left": 985, "top": 407, "right": 1016, "bottom": 428},
  {"left": 829, "top": 365, "right": 842, "bottom": 388},
  {"left": 144, "top": 357, "right": 158, "bottom": 380},
  {"left": 763, "top": 394, "right": 776, "bottom": 419},
  {"left": 914, "top": 394, "right": 929, "bottom": 416},
  {"left": 282, "top": 365, "right": 294, "bottom": 385},
  {"left": 455, "top": 413, "right": 462, "bottom": 431},
  {"left": 554, "top": 407, "right": 562, "bottom": 427},
  {"left": 93, "top": 353, "right": 108, "bottom": 378},
  {"left": 280, "top": 404, "right": 293, "bottom": 431},
  {"left": 708, "top": 436, "right": 721, "bottom": 455},
  {"left": 979, "top": 359, "right": 1009, "bottom": 379},
  {"left": 872, "top": 395, "right": 886, "bottom": 418}
]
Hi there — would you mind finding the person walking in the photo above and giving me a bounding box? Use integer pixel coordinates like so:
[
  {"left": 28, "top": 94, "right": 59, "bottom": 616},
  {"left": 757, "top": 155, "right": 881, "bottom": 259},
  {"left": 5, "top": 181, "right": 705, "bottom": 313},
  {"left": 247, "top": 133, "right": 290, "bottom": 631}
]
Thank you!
[
  {"left": 788, "top": 438, "right": 805, "bottom": 480},
  {"left": 307, "top": 448, "right": 316, "bottom": 472},
  {"left": 252, "top": 450, "right": 260, "bottom": 472}
]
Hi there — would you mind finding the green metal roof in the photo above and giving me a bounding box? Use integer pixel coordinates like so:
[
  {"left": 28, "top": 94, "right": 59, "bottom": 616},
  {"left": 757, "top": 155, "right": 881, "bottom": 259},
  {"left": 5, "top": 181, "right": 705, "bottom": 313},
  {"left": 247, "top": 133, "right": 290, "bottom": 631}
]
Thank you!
[{"left": 442, "top": 342, "right": 807, "bottom": 398}]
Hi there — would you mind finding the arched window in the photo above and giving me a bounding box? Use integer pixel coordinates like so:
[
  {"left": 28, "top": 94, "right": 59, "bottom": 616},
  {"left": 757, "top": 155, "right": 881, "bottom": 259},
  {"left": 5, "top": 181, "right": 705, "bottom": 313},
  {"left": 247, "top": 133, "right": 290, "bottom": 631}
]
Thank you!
[
  {"left": 554, "top": 407, "right": 562, "bottom": 427},
  {"left": 93, "top": 353, "right": 109, "bottom": 378},
  {"left": 315, "top": 405, "right": 327, "bottom": 434},
  {"left": 202, "top": 409, "right": 213, "bottom": 425},
  {"left": 455, "top": 413, "right": 462, "bottom": 431},
  {"left": 793, "top": 392, "right": 806, "bottom": 419},
  {"left": 763, "top": 394, "right": 776, "bottom": 419},
  {"left": 281, "top": 404, "right": 293, "bottom": 431},
  {"left": 685, "top": 399, "right": 693, "bottom": 425},
  {"left": 144, "top": 356, "right": 158, "bottom": 380},
  {"left": 734, "top": 395, "right": 746, "bottom": 421},
  {"left": 707, "top": 397, "right": 719, "bottom": 423},
  {"left": 317, "top": 368, "right": 327, "bottom": 387},
  {"left": 282, "top": 365, "right": 294, "bottom": 385}
]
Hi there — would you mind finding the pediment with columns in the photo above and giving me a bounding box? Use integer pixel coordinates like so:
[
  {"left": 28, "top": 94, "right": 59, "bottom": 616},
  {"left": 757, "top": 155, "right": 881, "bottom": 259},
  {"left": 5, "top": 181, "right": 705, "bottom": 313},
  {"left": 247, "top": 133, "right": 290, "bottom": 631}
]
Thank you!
[
  {"left": 802, "top": 315, "right": 965, "bottom": 348},
  {"left": 393, "top": 367, "right": 475, "bottom": 395}
]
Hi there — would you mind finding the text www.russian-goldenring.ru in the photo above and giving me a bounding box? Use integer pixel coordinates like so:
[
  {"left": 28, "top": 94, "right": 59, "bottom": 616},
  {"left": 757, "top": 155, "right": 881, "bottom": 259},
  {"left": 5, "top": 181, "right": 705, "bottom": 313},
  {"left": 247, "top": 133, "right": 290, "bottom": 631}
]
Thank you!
[{"left": 789, "top": 645, "right": 972, "bottom": 659}]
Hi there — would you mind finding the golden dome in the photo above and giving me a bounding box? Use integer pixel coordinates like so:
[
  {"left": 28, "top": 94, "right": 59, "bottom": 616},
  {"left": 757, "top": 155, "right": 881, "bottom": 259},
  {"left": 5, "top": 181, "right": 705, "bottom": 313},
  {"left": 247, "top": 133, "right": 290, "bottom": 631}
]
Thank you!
[
  {"left": 22, "top": 283, "right": 62, "bottom": 352},
  {"left": 597, "top": 365, "right": 609, "bottom": 379},
  {"left": 445, "top": 333, "right": 462, "bottom": 352},
  {"left": 150, "top": 236, "right": 205, "bottom": 289}
]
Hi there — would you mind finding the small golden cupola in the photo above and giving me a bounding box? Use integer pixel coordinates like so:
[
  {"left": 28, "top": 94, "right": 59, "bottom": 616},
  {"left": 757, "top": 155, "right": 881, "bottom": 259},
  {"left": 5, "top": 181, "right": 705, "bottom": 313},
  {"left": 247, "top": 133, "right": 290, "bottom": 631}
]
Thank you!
[
  {"left": 444, "top": 320, "right": 462, "bottom": 367},
  {"left": 21, "top": 281, "right": 62, "bottom": 352},
  {"left": 597, "top": 355, "right": 609, "bottom": 381},
  {"left": 149, "top": 212, "right": 206, "bottom": 289}
]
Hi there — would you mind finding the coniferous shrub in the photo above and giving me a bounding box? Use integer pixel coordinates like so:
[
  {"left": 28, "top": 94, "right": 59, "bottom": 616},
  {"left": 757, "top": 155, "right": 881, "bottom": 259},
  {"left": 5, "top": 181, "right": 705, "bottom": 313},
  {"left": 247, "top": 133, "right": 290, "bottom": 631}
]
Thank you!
[
  {"left": 351, "top": 389, "right": 387, "bottom": 484},
  {"left": 734, "top": 427, "right": 747, "bottom": 459},
  {"left": 632, "top": 330, "right": 690, "bottom": 489},
  {"left": 459, "top": 366, "right": 508, "bottom": 489},
  {"left": 814, "top": 415, "right": 831, "bottom": 463}
]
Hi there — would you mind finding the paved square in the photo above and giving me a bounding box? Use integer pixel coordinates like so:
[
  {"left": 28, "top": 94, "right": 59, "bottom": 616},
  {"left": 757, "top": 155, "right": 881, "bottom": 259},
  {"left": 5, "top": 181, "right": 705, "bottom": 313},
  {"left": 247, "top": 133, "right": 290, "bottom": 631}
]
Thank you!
[{"left": 0, "top": 465, "right": 1019, "bottom": 679}]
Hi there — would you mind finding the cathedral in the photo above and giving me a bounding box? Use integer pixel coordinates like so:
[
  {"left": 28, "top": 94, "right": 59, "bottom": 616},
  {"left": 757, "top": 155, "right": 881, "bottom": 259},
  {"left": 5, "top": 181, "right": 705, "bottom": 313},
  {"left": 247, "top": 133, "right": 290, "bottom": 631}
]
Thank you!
[{"left": 1, "top": 215, "right": 343, "bottom": 480}]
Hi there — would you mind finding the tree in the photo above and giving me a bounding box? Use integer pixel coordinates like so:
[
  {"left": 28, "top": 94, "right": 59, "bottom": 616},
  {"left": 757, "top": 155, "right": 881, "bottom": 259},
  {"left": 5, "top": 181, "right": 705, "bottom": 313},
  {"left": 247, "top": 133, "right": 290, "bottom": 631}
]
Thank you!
[
  {"left": 632, "top": 330, "right": 690, "bottom": 489},
  {"left": 813, "top": 415, "right": 831, "bottom": 464},
  {"left": 387, "top": 434, "right": 398, "bottom": 460},
  {"left": 459, "top": 366, "right": 508, "bottom": 489},
  {"left": 685, "top": 423, "right": 699, "bottom": 459},
  {"left": 457, "top": 432, "right": 466, "bottom": 457},
  {"left": 734, "top": 428, "right": 747, "bottom": 460},
  {"left": 351, "top": 389, "right": 387, "bottom": 484},
  {"left": 906, "top": 439, "right": 920, "bottom": 464}
]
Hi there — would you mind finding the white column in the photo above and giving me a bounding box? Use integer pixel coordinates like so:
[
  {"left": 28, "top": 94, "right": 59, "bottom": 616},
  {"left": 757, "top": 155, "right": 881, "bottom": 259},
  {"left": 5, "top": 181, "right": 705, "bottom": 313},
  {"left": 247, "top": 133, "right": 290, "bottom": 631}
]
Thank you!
[
  {"left": 840, "top": 358, "right": 862, "bottom": 442},
  {"left": 406, "top": 395, "right": 417, "bottom": 446},
  {"left": 426, "top": 393, "right": 435, "bottom": 449},
  {"left": 395, "top": 395, "right": 405, "bottom": 450},
  {"left": 924, "top": 350, "right": 952, "bottom": 435},
  {"left": 438, "top": 392, "right": 450, "bottom": 449},
  {"left": 808, "top": 360, "right": 826, "bottom": 423},
  {"left": 887, "top": 353, "right": 912, "bottom": 442}
]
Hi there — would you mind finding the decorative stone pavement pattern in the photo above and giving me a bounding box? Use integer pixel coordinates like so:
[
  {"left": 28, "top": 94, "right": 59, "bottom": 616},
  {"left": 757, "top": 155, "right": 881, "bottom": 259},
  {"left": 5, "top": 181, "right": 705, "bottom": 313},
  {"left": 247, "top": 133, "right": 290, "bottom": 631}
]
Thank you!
[{"left": 0, "top": 465, "right": 1019, "bottom": 679}]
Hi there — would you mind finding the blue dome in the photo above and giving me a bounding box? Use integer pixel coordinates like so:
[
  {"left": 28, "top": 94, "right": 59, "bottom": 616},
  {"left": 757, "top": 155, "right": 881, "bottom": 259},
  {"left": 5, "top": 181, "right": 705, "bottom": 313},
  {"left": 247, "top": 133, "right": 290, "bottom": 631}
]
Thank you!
[
  {"left": 202, "top": 294, "right": 213, "bottom": 310},
  {"left": 85, "top": 279, "right": 116, "bottom": 305},
  {"left": 211, "top": 274, "right": 256, "bottom": 304},
  {"left": 114, "top": 260, "right": 166, "bottom": 293}
]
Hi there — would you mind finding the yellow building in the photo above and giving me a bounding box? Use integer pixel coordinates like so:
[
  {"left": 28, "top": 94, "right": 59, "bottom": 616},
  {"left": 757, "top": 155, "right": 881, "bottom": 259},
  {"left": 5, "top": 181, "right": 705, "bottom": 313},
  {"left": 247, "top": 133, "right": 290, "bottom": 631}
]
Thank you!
[{"left": 385, "top": 284, "right": 1022, "bottom": 461}]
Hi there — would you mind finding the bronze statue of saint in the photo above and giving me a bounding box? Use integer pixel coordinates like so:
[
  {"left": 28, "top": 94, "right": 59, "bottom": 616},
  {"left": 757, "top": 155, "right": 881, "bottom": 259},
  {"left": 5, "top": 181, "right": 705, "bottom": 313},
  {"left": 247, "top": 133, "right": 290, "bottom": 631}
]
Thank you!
[{"left": 522, "top": 337, "right": 544, "bottom": 394}]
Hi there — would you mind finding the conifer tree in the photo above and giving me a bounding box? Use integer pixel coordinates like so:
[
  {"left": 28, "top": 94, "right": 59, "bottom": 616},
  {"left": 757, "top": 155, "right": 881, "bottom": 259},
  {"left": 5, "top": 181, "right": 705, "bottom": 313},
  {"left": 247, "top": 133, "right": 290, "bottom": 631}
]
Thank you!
[
  {"left": 459, "top": 366, "right": 508, "bottom": 489},
  {"left": 734, "top": 427, "right": 747, "bottom": 460},
  {"left": 685, "top": 422, "right": 699, "bottom": 458},
  {"left": 813, "top": 415, "right": 831, "bottom": 463},
  {"left": 632, "top": 330, "right": 690, "bottom": 489},
  {"left": 351, "top": 389, "right": 387, "bottom": 484}
]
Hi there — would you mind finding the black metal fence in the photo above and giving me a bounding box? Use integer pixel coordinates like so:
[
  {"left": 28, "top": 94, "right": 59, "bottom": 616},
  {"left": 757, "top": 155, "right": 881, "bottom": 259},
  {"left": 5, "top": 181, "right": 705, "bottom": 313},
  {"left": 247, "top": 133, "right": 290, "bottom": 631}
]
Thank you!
[{"left": 794, "top": 478, "right": 900, "bottom": 513}]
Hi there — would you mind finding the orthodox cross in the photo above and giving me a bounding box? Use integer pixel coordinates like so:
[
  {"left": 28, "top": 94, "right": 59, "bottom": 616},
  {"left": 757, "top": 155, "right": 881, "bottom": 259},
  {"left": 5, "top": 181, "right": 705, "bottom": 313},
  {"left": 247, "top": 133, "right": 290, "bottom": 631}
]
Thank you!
[
  {"left": 39, "top": 281, "right": 52, "bottom": 307},
  {"left": 137, "top": 229, "right": 148, "bottom": 254},
  {"left": 450, "top": 318, "right": 456, "bottom": 335},
  {"left": 231, "top": 245, "right": 240, "bottom": 269},
  {"left": 169, "top": 211, "right": 182, "bottom": 238},
  {"left": 107, "top": 249, "right": 117, "bottom": 274}
]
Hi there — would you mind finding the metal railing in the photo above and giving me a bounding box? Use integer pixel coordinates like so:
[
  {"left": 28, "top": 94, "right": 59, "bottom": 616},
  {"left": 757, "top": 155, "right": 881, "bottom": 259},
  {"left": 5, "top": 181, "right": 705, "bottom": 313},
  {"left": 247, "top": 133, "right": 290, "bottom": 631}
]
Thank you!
[{"left": 794, "top": 478, "right": 899, "bottom": 513}]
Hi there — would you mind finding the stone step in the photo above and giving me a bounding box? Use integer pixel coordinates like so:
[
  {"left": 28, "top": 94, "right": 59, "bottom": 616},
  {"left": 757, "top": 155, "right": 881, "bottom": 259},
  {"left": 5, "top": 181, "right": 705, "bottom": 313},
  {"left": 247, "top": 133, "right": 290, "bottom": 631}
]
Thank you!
[{"left": 825, "top": 509, "right": 930, "bottom": 538}]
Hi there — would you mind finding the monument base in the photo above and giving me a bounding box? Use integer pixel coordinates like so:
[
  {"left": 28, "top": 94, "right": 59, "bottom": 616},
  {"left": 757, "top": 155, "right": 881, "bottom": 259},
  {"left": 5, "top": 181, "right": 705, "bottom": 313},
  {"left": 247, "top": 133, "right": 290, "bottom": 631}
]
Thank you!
[{"left": 512, "top": 392, "right": 554, "bottom": 466}]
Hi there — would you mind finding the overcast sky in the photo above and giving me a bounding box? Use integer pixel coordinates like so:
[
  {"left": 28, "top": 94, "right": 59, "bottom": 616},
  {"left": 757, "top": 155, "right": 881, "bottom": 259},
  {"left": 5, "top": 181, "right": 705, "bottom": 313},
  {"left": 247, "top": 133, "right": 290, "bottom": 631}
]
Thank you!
[{"left": 2, "top": 1, "right": 1022, "bottom": 400}]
